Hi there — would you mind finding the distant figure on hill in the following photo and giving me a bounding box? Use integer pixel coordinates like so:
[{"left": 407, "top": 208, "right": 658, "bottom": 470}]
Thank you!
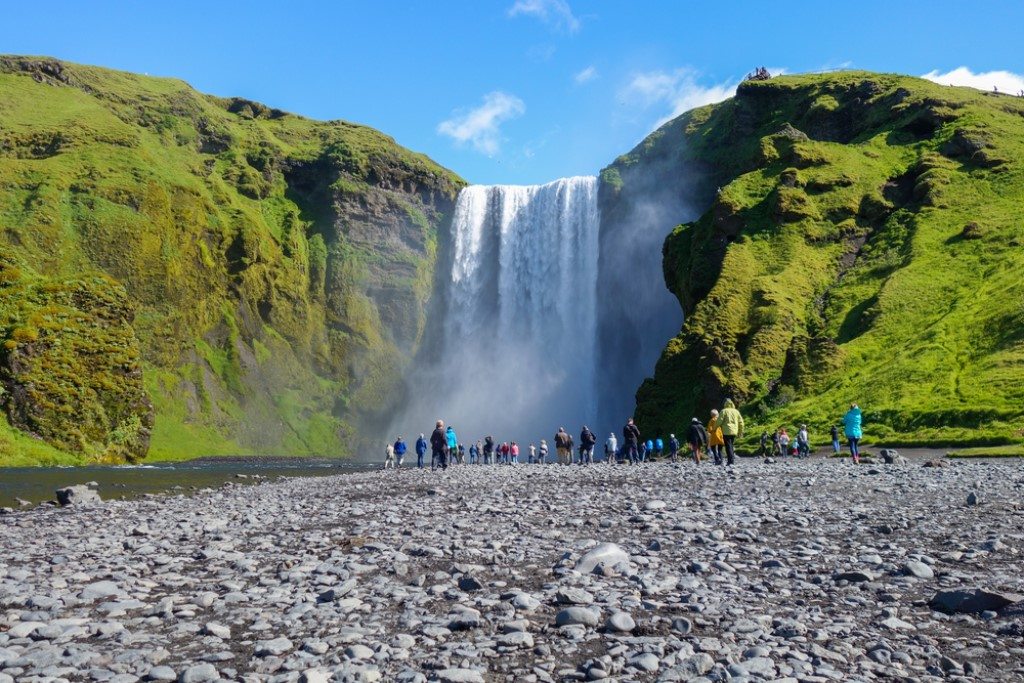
[
  {"left": 718, "top": 399, "right": 745, "bottom": 465},
  {"left": 510, "top": 441, "right": 520, "bottom": 464},
  {"left": 688, "top": 418, "right": 708, "bottom": 464},
  {"left": 844, "top": 403, "right": 863, "bottom": 464},
  {"left": 555, "top": 427, "right": 572, "bottom": 464},
  {"left": 623, "top": 418, "right": 641, "bottom": 464},
  {"left": 605, "top": 432, "right": 618, "bottom": 464},
  {"left": 706, "top": 410, "right": 724, "bottom": 465},
  {"left": 759, "top": 431, "right": 770, "bottom": 458},
  {"left": 668, "top": 433, "right": 680, "bottom": 463},
  {"left": 580, "top": 426, "right": 596, "bottom": 465},
  {"left": 830, "top": 425, "right": 841, "bottom": 456},
  {"left": 393, "top": 436, "right": 407, "bottom": 467},
  {"left": 415, "top": 433, "right": 427, "bottom": 468},
  {"left": 457, "top": 442, "right": 466, "bottom": 464},
  {"left": 430, "top": 420, "right": 448, "bottom": 470},
  {"left": 384, "top": 442, "right": 396, "bottom": 470}
]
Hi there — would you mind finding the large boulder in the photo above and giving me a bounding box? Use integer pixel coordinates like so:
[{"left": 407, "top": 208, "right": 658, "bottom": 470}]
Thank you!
[
  {"left": 879, "top": 449, "right": 907, "bottom": 465},
  {"left": 929, "top": 588, "right": 1024, "bottom": 614},
  {"left": 55, "top": 485, "right": 101, "bottom": 506}
]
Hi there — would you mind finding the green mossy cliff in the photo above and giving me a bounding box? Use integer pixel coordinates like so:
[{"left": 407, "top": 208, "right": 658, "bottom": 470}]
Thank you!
[
  {"left": 0, "top": 56, "right": 463, "bottom": 464},
  {"left": 613, "top": 71, "right": 1024, "bottom": 446}
]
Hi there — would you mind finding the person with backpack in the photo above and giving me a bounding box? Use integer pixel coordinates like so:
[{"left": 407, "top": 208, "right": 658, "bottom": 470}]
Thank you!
[
  {"left": 687, "top": 418, "right": 707, "bottom": 464},
  {"left": 430, "top": 421, "right": 449, "bottom": 470},
  {"left": 718, "top": 399, "right": 744, "bottom": 465},
  {"left": 668, "top": 433, "right": 680, "bottom": 463},
  {"left": 579, "top": 426, "right": 597, "bottom": 465},
  {"left": 797, "top": 425, "right": 810, "bottom": 457},
  {"left": 605, "top": 432, "right": 618, "bottom": 464},
  {"left": 830, "top": 424, "right": 841, "bottom": 456},
  {"left": 393, "top": 437, "right": 407, "bottom": 467},
  {"left": 643, "top": 439, "right": 653, "bottom": 462},
  {"left": 623, "top": 418, "right": 641, "bottom": 465},
  {"left": 384, "top": 442, "right": 396, "bottom": 469},
  {"left": 554, "top": 427, "right": 572, "bottom": 464},
  {"left": 844, "top": 403, "right": 863, "bottom": 464},
  {"left": 538, "top": 439, "right": 549, "bottom": 464},
  {"left": 707, "top": 410, "right": 724, "bottom": 465},
  {"left": 654, "top": 436, "right": 664, "bottom": 460},
  {"left": 483, "top": 436, "right": 495, "bottom": 465},
  {"left": 415, "top": 433, "right": 428, "bottom": 469}
]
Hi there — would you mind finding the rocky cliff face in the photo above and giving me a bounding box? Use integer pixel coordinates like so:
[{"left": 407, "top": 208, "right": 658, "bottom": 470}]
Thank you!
[
  {"left": 617, "top": 71, "right": 1024, "bottom": 445},
  {"left": 0, "top": 56, "right": 463, "bottom": 463}
]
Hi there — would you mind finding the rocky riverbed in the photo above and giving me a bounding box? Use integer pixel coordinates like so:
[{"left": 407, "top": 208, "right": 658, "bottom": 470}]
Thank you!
[{"left": 1, "top": 459, "right": 1023, "bottom": 682}]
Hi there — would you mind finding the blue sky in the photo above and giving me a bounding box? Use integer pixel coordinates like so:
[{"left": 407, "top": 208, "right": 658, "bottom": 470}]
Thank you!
[{"left": 3, "top": 1, "right": 1023, "bottom": 185}]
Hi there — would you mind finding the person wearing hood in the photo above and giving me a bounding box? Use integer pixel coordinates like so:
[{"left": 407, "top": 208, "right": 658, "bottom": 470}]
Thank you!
[
  {"left": 718, "top": 399, "right": 744, "bottom": 465},
  {"left": 605, "top": 432, "right": 618, "bottom": 464},
  {"left": 688, "top": 417, "right": 708, "bottom": 464},
  {"left": 706, "top": 410, "right": 725, "bottom": 465},
  {"left": 394, "top": 436, "right": 407, "bottom": 467},
  {"left": 623, "top": 418, "right": 641, "bottom": 464},
  {"left": 430, "top": 420, "right": 448, "bottom": 471},
  {"left": 579, "top": 426, "right": 597, "bottom": 465},
  {"left": 668, "top": 433, "right": 680, "bottom": 463},
  {"left": 844, "top": 403, "right": 863, "bottom": 464},
  {"left": 415, "top": 433, "right": 428, "bottom": 469},
  {"left": 445, "top": 426, "right": 458, "bottom": 465}
]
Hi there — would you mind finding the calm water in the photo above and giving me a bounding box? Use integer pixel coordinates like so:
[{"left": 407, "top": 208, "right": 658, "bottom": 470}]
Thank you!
[{"left": 0, "top": 457, "right": 375, "bottom": 508}]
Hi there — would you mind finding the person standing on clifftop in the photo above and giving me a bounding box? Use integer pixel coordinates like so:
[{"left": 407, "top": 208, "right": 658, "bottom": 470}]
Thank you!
[
  {"left": 393, "top": 437, "right": 407, "bottom": 467},
  {"left": 430, "top": 420, "right": 448, "bottom": 471},
  {"left": 844, "top": 403, "right": 863, "bottom": 464},
  {"left": 718, "top": 399, "right": 745, "bottom": 465},
  {"left": 623, "top": 418, "right": 641, "bottom": 465},
  {"left": 415, "top": 433, "right": 427, "bottom": 469},
  {"left": 707, "top": 410, "right": 724, "bottom": 465}
]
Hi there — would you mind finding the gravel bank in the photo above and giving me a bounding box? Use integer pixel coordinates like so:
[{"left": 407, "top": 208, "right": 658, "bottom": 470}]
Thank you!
[{"left": 2, "top": 459, "right": 1023, "bottom": 682}]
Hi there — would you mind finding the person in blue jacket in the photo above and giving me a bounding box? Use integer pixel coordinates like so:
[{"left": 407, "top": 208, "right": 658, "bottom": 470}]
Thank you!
[
  {"left": 446, "top": 426, "right": 458, "bottom": 465},
  {"left": 393, "top": 436, "right": 407, "bottom": 467},
  {"left": 415, "top": 433, "right": 428, "bottom": 469},
  {"left": 843, "top": 403, "right": 863, "bottom": 464},
  {"left": 643, "top": 439, "right": 654, "bottom": 462},
  {"left": 654, "top": 437, "right": 664, "bottom": 460}
]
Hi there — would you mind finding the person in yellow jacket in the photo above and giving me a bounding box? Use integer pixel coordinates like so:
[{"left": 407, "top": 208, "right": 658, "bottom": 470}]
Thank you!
[
  {"left": 706, "top": 409, "right": 725, "bottom": 466},
  {"left": 718, "top": 398, "right": 745, "bottom": 465}
]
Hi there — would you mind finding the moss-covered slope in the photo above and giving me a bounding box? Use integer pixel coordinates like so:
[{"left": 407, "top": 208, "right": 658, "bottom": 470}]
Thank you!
[
  {"left": 616, "top": 71, "right": 1024, "bottom": 446},
  {"left": 0, "top": 56, "right": 463, "bottom": 464}
]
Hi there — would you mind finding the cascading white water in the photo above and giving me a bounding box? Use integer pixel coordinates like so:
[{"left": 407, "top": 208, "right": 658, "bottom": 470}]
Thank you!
[{"left": 397, "top": 176, "right": 600, "bottom": 446}]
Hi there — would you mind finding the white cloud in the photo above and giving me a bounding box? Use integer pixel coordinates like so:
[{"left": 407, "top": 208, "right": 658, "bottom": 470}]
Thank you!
[
  {"left": 574, "top": 65, "right": 597, "bottom": 84},
  {"left": 623, "top": 68, "right": 737, "bottom": 129},
  {"left": 922, "top": 66, "right": 1024, "bottom": 94},
  {"left": 437, "top": 92, "right": 526, "bottom": 155},
  {"left": 508, "top": 0, "right": 580, "bottom": 33}
]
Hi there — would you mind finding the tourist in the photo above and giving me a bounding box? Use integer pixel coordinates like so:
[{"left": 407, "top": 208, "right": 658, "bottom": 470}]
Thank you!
[
  {"left": 468, "top": 441, "right": 479, "bottom": 464},
  {"left": 580, "top": 425, "right": 596, "bottom": 465},
  {"left": 688, "top": 417, "right": 707, "bottom": 464},
  {"left": 759, "top": 431, "right": 770, "bottom": 458},
  {"left": 797, "top": 424, "right": 810, "bottom": 457},
  {"left": 528, "top": 443, "right": 537, "bottom": 463},
  {"left": 718, "top": 399, "right": 744, "bottom": 465},
  {"left": 539, "top": 439, "right": 549, "bottom": 464},
  {"left": 707, "top": 410, "right": 724, "bottom": 465},
  {"left": 394, "top": 436, "right": 407, "bottom": 467},
  {"left": 844, "top": 403, "right": 863, "bottom": 464},
  {"left": 445, "top": 426, "right": 458, "bottom": 465},
  {"left": 643, "top": 439, "right": 653, "bottom": 463},
  {"left": 668, "top": 433, "right": 680, "bottom": 463},
  {"left": 415, "top": 433, "right": 427, "bottom": 469},
  {"left": 430, "top": 420, "right": 448, "bottom": 470},
  {"left": 771, "top": 428, "right": 782, "bottom": 457},
  {"left": 830, "top": 424, "right": 841, "bottom": 456},
  {"left": 779, "top": 427, "right": 790, "bottom": 457},
  {"left": 623, "top": 418, "right": 641, "bottom": 464},
  {"left": 654, "top": 436, "right": 664, "bottom": 460},
  {"left": 510, "top": 441, "right": 520, "bottom": 464},
  {"left": 484, "top": 436, "right": 495, "bottom": 465},
  {"left": 457, "top": 442, "right": 466, "bottom": 464},
  {"left": 555, "top": 427, "right": 572, "bottom": 464},
  {"left": 384, "top": 442, "right": 396, "bottom": 469},
  {"left": 605, "top": 432, "right": 618, "bottom": 464}
]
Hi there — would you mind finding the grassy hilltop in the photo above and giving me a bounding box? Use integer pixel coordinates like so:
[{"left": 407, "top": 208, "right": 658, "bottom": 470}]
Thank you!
[
  {"left": 606, "top": 71, "right": 1024, "bottom": 446},
  {"left": 0, "top": 56, "right": 463, "bottom": 465}
]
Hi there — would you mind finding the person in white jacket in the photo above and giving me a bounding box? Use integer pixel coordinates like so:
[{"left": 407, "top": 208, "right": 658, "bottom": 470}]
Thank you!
[
  {"left": 384, "top": 443, "right": 396, "bottom": 469},
  {"left": 605, "top": 433, "right": 618, "bottom": 464}
]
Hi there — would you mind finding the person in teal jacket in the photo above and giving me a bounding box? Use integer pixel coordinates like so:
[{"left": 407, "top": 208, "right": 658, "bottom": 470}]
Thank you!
[
  {"left": 446, "top": 426, "right": 458, "bottom": 463},
  {"left": 843, "top": 403, "right": 863, "bottom": 464}
]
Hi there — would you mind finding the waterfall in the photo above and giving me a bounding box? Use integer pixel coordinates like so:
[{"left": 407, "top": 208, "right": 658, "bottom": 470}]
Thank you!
[{"left": 396, "top": 176, "right": 600, "bottom": 446}]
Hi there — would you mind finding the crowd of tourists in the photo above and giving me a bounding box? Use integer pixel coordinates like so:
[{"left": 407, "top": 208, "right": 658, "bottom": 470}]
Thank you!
[{"left": 382, "top": 401, "right": 866, "bottom": 469}]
